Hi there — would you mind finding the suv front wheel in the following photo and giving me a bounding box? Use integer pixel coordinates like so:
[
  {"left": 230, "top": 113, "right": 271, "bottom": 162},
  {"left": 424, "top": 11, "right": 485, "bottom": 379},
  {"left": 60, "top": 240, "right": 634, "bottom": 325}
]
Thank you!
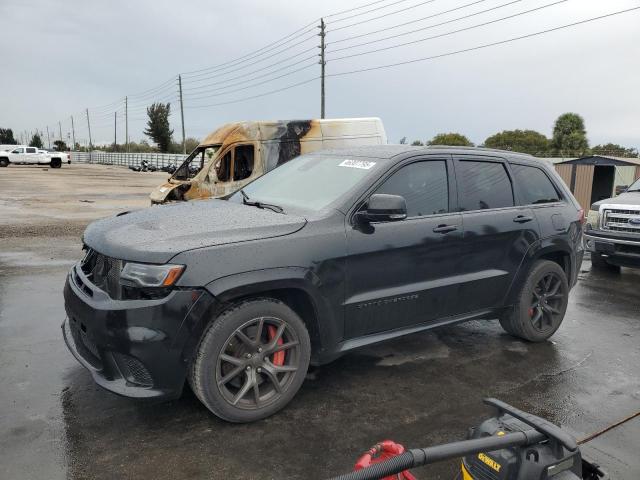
[
  {"left": 500, "top": 260, "right": 569, "bottom": 342},
  {"left": 189, "top": 298, "right": 311, "bottom": 422}
]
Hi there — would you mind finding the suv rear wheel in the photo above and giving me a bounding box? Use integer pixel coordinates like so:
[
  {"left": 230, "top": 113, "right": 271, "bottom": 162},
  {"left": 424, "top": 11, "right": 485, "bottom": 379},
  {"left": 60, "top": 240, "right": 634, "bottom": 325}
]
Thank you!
[
  {"left": 189, "top": 298, "right": 311, "bottom": 422},
  {"left": 50, "top": 158, "right": 62, "bottom": 168},
  {"left": 500, "top": 260, "right": 569, "bottom": 342}
]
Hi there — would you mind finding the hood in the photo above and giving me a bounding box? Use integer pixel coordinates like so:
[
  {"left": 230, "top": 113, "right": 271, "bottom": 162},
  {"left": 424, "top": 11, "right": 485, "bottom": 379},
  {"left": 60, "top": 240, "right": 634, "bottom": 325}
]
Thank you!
[
  {"left": 592, "top": 190, "right": 640, "bottom": 209},
  {"left": 83, "top": 200, "right": 307, "bottom": 264}
]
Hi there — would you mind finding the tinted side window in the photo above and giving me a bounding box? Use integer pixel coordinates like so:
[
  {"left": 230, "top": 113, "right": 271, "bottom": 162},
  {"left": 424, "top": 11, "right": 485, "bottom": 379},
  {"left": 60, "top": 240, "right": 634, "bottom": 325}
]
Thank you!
[
  {"left": 511, "top": 164, "right": 561, "bottom": 205},
  {"left": 457, "top": 160, "right": 513, "bottom": 211},
  {"left": 26, "top": 147, "right": 37, "bottom": 153},
  {"left": 233, "top": 145, "right": 255, "bottom": 181},
  {"left": 375, "top": 161, "right": 448, "bottom": 217}
]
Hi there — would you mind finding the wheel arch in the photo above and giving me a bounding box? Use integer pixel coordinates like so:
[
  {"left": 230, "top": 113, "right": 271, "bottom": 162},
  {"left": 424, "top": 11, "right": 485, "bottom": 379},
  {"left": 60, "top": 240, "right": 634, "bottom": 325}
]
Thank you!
[
  {"left": 204, "top": 268, "right": 335, "bottom": 364},
  {"left": 505, "top": 239, "right": 573, "bottom": 306}
]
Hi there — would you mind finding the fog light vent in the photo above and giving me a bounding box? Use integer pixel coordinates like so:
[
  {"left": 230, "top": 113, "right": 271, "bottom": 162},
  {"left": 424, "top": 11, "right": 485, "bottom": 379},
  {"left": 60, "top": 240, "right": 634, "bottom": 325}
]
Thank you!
[{"left": 114, "top": 353, "right": 153, "bottom": 387}]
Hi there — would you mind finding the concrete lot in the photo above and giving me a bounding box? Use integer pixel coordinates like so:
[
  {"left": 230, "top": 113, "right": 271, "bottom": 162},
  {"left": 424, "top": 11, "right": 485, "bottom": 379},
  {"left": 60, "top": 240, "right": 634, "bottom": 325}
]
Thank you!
[{"left": 0, "top": 164, "right": 638, "bottom": 479}]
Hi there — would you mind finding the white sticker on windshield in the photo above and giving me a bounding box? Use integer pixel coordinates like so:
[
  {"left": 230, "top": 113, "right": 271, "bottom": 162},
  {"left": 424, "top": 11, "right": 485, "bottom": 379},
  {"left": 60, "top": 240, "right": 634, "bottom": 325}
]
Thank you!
[{"left": 338, "top": 159, "right": 376, "bottom": 170}]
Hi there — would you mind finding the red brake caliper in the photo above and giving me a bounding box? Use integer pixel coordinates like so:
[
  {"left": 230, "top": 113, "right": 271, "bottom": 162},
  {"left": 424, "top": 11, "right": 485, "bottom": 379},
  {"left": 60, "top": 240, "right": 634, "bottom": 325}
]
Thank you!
[{"left": 267, "top": 325, "right": 285, "bottom": 366}]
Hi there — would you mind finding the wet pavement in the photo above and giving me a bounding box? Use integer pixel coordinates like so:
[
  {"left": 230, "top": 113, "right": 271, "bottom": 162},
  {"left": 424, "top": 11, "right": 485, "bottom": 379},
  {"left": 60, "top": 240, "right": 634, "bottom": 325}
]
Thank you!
[{"left": 1, "top": 165, "right": 639, "bottom": 479}]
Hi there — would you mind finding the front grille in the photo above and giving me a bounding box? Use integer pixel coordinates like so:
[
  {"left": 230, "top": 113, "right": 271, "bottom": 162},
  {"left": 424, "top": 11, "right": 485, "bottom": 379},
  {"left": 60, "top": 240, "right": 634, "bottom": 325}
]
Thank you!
[
  {"left": 81, "top": 248, "right": 122, "bottom": 299},
  {"left": 602, "top": 208, "right": 640, "bottom": 234}
]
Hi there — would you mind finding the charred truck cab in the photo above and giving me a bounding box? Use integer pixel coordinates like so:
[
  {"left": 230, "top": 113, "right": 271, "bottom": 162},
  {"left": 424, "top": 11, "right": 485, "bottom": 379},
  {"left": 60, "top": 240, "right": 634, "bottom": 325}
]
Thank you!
[{"left": 149, "top": 118, "right": 387, "bottom": 204}]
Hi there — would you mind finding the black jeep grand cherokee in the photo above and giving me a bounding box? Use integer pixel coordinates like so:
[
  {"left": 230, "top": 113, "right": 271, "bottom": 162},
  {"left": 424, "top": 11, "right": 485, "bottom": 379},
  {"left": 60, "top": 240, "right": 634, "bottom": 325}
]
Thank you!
[{"left": 63, "top": 146, "right": 584, "bottom": 422}]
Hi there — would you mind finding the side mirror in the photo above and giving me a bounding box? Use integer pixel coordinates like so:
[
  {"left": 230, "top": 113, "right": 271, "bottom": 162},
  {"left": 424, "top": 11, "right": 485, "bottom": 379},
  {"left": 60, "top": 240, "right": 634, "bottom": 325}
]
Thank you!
[{"left": 358, "top": 194, "right": 407, "bottom": 223}]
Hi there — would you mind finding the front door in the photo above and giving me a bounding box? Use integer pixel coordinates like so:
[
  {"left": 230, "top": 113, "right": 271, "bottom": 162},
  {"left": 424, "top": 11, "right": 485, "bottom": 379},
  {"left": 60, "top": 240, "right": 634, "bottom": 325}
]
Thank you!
[
  {"left": 452, "top": 156, "right": 540, "bottom": 314},
  {"left": 345, "top": 157, "right": 464, "bottom": 338}
]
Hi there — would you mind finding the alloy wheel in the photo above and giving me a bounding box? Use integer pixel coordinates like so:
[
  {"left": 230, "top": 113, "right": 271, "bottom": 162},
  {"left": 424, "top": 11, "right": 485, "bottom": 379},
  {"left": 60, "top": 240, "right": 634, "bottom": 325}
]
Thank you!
[
  {"left": 528, "top": 272, "right": 565, "bottom": 332},
  {"left": 216, "top": 316, "right": 301, "bottom": 410}
]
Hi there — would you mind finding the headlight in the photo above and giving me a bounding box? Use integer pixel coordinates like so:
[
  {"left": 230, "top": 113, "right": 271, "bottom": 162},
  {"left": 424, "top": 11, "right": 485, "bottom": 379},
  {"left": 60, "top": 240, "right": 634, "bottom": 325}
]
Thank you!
[
  {"left": 586, "top": 209, "right": 599, "bottom": 229},
  {"left": 120, "top": 262, "right": 184, "bottom": 288}
]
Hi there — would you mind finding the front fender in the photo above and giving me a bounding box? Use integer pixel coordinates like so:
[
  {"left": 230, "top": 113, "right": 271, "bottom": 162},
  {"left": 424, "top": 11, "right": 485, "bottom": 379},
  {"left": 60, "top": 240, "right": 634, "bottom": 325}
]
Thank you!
[{"left": 205, "top": 267, "right": 339, "bottom": 362}]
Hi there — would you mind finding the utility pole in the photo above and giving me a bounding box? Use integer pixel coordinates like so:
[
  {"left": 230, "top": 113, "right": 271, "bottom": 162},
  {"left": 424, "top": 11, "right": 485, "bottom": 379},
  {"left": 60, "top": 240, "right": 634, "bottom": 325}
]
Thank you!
[
  {"left": 114, "top": 111, "right": 117, "bottom": 149},
  {"left": 46, "top": 126, "right": 51, "bottom": 149},
  {"left": 58, "top": 122, "right": 63, "bottom": 147},
  {"left": 319, "top": 18, "right": 326, "bottom": 119},
  {"left": 71, "top": 115, "right": 76, "bottom": 151},
  {"left": 125, "top": 96, "right": 129, "bottom": 153},
  {"left": 178, "top": 75, "right": 186, "bottom": 154},
  {"left": 86, "top": 109, "right": 93, "bottom": 160}
]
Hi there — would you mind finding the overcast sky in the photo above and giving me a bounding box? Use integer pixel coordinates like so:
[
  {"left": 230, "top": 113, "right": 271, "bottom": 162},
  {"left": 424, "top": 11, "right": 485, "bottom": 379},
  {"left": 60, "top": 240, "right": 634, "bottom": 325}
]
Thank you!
[{"left": 1, "top": 0, "right": 639, "bottom": 148}]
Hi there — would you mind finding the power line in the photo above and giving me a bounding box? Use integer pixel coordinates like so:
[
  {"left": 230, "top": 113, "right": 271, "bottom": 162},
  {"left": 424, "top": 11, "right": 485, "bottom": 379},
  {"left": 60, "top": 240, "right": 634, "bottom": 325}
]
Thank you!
[
  {"left": 327, "top": 0, "right": 568, "bottom": 61},
  {"left": 185, "top": 42, "right": 317, "bottom": 84},
  {"left": 184, "top": 63, "right": 317, "bottom": 100},
  {"left": 185, "top": 77, "right": 319, "bottom": 109},
  {"left": 128, "top": 76, "right": 176, "bottom": 98},
  {"left": 327, "top": 0, "right": 415, "bottom": 24},
  {"left": 327, "top": 0, "right": 526, "bottom": 53},
  {"left": 327, "top": 6, "right": 640, "bottom": 77},
  {"left": 183, "top": 54, "right": 318, "bottom": 93},
  {"left": 183, "top": 57, "right": 318, "bottom": 94},
  {"left": 180, "top": 0, "right": 417, "bottom": 78},
  {"left": 325, "top": 0, "right": 411, "bottom": 19},
  {"left": 328, "top": 0, "right": 437, "bottom": 32},
  {"left": 328, "top": 0, "right": 491, "bottom": 45},
  {"left": 181, "top": 26, "right": 318, "bottom": 78}
]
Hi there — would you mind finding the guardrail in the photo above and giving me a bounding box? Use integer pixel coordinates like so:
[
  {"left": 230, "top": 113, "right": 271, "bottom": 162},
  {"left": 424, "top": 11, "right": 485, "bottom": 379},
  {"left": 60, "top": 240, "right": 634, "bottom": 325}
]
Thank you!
[{"left": 71, "top": 151, "right": 188, "bottom": 168}]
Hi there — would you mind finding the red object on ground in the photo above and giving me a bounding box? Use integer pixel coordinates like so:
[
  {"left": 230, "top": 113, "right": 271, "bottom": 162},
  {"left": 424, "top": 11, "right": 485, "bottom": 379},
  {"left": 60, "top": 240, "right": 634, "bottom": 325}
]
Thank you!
[
  {"left": 267, "top": 325, "right": 285, "bottom": 366},
  {"left": 354, "top": 440, "right": 418, "bottom": 480}
]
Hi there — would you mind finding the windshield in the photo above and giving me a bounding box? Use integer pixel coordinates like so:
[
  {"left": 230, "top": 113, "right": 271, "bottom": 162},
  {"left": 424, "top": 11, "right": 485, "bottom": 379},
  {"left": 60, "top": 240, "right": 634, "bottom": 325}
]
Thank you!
[
  {"left": 627, "top": 177, "right": 640, "bottom": 192},
  {"left": 230, "top": 154, "right": 382, "bottom": 212},
  {"left": 172, "top": 145, "right": 221, "bottom": 181}
]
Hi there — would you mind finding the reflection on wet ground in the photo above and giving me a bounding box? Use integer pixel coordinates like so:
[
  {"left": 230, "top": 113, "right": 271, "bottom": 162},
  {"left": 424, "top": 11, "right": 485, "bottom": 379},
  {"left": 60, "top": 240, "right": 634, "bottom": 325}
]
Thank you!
[{"left": 1, "top": 258, "right": 638, "bottom": 479}]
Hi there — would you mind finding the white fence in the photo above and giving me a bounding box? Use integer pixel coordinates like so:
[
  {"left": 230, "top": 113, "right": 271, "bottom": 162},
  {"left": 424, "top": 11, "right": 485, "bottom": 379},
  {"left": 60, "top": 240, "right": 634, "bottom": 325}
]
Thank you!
[{"left": 71, "top": 151, "right": 188, "bottom": 169}]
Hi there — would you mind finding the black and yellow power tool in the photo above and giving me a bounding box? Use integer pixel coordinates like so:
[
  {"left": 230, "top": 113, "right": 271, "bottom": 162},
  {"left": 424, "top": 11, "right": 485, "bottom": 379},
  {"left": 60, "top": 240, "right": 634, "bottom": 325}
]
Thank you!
[{"left": 329, "top": 398, "right": 608, "bottom": 480}]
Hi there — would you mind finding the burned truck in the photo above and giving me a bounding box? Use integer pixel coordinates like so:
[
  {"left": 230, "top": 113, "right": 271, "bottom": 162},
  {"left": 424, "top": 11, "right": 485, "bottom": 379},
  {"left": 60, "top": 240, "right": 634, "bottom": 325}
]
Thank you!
[{"left": 149, "top": 118, "right": 386, "bottom": 204}]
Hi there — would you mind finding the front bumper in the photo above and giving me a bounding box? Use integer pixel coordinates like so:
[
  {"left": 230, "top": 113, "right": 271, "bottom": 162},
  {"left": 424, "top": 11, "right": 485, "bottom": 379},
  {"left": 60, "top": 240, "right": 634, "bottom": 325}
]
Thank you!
[
  {"left": 63, "top": 263, "right": 217, "bottom": 399},
  {"left": 584, "top": 229, "right": 640, "bottom": 268}
]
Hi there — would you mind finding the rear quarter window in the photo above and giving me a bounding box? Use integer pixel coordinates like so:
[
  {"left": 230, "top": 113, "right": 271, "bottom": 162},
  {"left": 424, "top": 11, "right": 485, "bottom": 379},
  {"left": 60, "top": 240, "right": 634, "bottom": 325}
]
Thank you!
[{"left": 511, "top": 164, "right": 561, "bottom": 205}]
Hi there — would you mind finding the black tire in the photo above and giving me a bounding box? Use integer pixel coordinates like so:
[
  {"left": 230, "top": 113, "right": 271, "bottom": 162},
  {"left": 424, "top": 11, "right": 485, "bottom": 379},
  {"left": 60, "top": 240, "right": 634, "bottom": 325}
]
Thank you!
[
  {"left": 500, "top": 260, "right": 569, "bottom": 342},
  {"left": 50, "top": 158, "right": 62, "bottom": 168},
  {"left": 590, "top": 253, "right": 621, "bottom": 273},
  {"left": 0, "top": 158, "right": 8, "bottom": 167},
  {"left": 189, "top": 298, "right": 311, "bottom": 423}
]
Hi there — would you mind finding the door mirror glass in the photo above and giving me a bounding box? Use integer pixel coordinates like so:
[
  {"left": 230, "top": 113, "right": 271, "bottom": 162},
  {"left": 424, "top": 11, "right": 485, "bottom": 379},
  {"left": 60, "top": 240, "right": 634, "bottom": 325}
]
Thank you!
[{"left": 360, "top": 194, "right": 407, "bottom": 222}]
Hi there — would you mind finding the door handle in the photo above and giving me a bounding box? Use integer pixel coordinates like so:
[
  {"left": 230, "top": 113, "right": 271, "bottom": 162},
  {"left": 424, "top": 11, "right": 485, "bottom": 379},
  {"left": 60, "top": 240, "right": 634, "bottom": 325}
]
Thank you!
[
  {"left": 513, "top": 215, "right": 534, "bottom": 223},
  {"left": 433, "top": 224, "right": 458, "bottom": 234}
]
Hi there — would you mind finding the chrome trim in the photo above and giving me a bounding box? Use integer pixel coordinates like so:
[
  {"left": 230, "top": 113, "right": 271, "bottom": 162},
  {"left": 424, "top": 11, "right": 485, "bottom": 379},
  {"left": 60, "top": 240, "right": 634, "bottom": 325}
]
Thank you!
[
  {"left": 597, "top": 203, "right": 640, "bottom": 234},
  {"left": 584, "top": 233, "right": 640, "bottom": 246}
]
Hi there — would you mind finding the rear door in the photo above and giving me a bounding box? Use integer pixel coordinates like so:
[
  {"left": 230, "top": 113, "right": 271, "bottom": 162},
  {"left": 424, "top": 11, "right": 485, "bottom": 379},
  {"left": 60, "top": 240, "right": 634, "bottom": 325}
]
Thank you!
[
  {"left": 451, "top": 156, "right": 540, "bottom": 314},
  {"left": 344, "top": 156, "right": 464, "bottom": 338},
  {"left": 25, "top": 147, "right": 38, "bottom": 164}
]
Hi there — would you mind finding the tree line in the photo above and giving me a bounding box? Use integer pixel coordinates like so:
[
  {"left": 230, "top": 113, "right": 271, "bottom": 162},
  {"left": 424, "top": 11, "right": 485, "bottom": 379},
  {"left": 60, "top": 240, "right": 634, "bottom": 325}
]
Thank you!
[{"left": 401, "top": 113, "right": 638, "bottom": 158}]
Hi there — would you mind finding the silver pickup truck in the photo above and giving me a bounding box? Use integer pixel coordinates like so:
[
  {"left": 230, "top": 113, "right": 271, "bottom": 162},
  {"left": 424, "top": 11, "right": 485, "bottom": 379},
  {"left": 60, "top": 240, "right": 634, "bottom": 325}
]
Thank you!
[{"left": 585, "top": 176, "right": 640, "bottom": 271}]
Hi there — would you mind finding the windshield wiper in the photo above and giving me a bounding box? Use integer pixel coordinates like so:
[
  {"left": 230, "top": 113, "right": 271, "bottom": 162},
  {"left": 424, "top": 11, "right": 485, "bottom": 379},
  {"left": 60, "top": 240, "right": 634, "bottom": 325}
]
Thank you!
[{"left": 240, "top": 189, "right": 284, "bottom": 213}]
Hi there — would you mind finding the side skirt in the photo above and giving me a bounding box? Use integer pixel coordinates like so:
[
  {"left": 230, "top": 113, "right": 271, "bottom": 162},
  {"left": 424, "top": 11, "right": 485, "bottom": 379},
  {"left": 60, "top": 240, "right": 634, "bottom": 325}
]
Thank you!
[{"left": 334, "top": 309, "right": 499, "bottom": 356}]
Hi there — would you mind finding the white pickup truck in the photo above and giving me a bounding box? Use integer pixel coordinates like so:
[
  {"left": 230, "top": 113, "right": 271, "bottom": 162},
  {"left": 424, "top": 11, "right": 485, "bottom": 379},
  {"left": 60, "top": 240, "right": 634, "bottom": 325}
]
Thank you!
[{"left": 0, "top": 145, "right": 70, "bottom": 168}]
